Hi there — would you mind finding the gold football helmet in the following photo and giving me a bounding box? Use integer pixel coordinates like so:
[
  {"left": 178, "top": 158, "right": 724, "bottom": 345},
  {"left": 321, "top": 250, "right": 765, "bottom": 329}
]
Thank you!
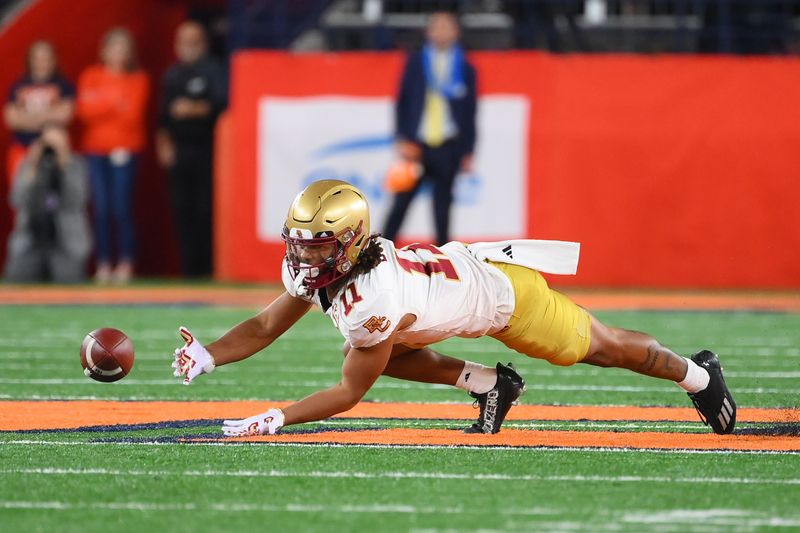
[{"left": 282, "top": 180, "right": 370, "bottom": 289}]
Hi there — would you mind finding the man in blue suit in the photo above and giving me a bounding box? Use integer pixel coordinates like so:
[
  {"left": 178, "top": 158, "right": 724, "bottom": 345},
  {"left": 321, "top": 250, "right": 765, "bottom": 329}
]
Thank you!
[{"left": 383, "top": 11, "right": 477, "bottom": 246}]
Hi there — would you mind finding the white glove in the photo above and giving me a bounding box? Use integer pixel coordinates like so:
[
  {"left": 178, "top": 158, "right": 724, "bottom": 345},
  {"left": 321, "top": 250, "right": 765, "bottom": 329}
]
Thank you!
[
  {"left": 222, "top": 408, "right": 285, "bottom": 437},
  {"left": 171, "top": 326, "right": 215, "bottom": 385}
]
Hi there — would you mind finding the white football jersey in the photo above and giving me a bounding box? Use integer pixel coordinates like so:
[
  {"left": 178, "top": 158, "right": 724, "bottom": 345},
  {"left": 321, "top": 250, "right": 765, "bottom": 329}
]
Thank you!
[{"left": 281, "top": 238, "right": 514, "bottom": 349}]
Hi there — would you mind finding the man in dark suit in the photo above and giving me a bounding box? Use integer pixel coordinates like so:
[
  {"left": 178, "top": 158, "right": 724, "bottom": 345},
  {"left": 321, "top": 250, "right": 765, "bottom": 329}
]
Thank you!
[
  {"left": 383, "top": 11, "right": 477, "bottom": 246},
  {"left": 157, "top": 21, "right": 226, "bottom": 278}
]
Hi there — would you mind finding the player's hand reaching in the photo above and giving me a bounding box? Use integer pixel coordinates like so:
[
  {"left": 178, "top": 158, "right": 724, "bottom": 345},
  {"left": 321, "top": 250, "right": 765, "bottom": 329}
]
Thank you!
[
  {"left": 172, "top": 326, "right": 215, "bottom": 385},
  {"left": 222, "top": 408, "right": 285, "bottom": 437}
]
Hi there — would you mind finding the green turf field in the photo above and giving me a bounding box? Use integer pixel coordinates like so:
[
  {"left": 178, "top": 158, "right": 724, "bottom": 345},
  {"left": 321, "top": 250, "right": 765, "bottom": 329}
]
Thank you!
[{"left": 1, "top": 303, "right": 799, "bottom": 532}]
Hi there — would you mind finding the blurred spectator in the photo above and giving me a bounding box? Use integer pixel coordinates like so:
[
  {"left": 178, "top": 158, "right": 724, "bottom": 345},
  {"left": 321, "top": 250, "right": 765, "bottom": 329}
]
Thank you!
[
  {"left": 3, "top": 40, "right": 75, "bottom": 186},
  {"left": 4, "top": 124, "right": 90, "bottom": 283},
  {"left": 504, "top": 0, "right": 587, "bottom": 52},
  {"left": 700, "top": 3, "right": 792, "bottom": 54},
  {"left": 383, "top": 11, "right": 477, "bottom": 246},
  {"left": 76, "top": 28, "right": 149, "bottom": 284},
  {"left": 157, "top": 21, "right": 226, "bottom": 278}
]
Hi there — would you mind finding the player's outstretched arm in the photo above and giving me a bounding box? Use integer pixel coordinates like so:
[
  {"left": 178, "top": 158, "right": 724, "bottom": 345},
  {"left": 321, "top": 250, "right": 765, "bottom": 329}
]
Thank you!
[
  {"left": 220, "top": 337, "right": 393, "bottom": 436},
  {"left": 284, "top": 337, "right": 393, "bottom": 425},
  {"left": 172, "top": 292, "right": 311, "bottom": 385},
  {"left": 206, "top": 291, "right": 312, "bottom": 367}
]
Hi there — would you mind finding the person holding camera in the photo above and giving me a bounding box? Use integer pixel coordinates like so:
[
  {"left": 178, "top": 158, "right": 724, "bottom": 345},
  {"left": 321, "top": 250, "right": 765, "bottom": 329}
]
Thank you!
[{"left": 3, "top": 124, "right": 91, "bottom": 283}]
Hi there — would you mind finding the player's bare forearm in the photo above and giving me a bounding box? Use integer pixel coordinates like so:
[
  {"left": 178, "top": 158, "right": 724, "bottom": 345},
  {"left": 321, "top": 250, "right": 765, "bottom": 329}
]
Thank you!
[
  {"left": 282, "top": 338, "right": 393, "bottom": 426},
  {"left": 205, "top": 316, "right": 274, "bottom": 366},
  {"left": 205, "top": 292, "right": 311, "bottom": 366},
  {"left": 282, "top": 384, "right": 362, "bottom": 425}
]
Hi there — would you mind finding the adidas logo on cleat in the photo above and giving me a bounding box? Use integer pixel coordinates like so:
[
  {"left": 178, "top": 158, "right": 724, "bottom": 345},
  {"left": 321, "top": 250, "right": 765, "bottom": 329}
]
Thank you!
[{"left": 717, "top": 396, "right": 734, "bottom": 432}]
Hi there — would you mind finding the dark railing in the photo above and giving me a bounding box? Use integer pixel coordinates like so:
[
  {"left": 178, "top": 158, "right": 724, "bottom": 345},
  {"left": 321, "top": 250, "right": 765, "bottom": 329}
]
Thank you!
[
  {"left": 227, "top": 0, "right": 335, "bottom": 50},
  {"left": 228, "top": 0, "right": 800, "bottom": 54}
]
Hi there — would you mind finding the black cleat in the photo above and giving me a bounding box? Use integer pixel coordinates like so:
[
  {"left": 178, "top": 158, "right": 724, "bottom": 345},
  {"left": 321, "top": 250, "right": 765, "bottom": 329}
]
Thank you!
[
  {"left": 464, "top": 362, "right": 525, "bottom": 434},
  {"left": 687, "top": 350, "right": 736, "bottom": 435}
]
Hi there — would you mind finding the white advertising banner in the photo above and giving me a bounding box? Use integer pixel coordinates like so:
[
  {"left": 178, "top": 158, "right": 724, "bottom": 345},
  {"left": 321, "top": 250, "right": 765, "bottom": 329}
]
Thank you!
[{"left": 258, "top": 95, "right": 528, "bottom": 242}]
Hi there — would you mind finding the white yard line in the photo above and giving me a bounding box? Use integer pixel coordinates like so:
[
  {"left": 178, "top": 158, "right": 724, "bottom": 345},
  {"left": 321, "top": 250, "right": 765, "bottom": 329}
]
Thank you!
[
  {"left": 2, "top": 467, "right": 800, "bottom": 486},
  {"left": 0, "top": 394, "right": 465, "bottom": 401},
  {"left": 0, "top": 378, "right": 796, "bottom": 394},
  {"left": 300, "top": 420, "right": 709, "bottom": 431},
  {"left": 622, "top": 509, "right": 800, "bottom": 528},
  {"left": 0, "top": 500, "right": 556, "bottom": 516},
  {"left": 4, "top": 361, "right": 799, "bottom": 379},
  {"left": 0, "top": 378, "right": 450, "bottom": 390},
  {"left": 1, "top": 439, "right": 798, "bottom": 455}
]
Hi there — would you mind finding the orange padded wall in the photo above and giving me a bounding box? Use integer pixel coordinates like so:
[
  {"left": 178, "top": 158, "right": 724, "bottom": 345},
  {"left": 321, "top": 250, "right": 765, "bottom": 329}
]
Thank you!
[{"left": 219, "top": 51, "right": 800, "bottom": 288}]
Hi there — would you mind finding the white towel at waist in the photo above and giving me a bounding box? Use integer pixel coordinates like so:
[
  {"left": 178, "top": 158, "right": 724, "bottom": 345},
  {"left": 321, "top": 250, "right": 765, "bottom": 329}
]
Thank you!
[{"left": 467, "top": 239, "right": 580, "bottom": 275}]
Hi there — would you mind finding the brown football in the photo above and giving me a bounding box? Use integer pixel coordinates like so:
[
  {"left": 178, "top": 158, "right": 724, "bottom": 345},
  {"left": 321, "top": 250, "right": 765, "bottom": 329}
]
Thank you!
[{"left": 80, "top": 328, "right": 135, "bottom": 383}]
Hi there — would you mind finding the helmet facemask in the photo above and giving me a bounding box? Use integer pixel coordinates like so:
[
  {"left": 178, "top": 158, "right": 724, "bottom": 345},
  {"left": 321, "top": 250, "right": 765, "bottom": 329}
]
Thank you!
[
  {"left": 282, "top": 222, "right": 363, "bottom": 291},
  {"left": 283, "top": 179, "right": 370, "bottom": 292}
]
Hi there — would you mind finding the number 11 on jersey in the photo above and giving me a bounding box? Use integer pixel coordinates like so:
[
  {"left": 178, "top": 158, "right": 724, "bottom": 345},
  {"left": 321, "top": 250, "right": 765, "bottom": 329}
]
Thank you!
[
  {"left": 395, "top": 243, "right": 460, "bottom": 281},
  {"left": 340, "top": 283, "right": 363, "bottom": 316}
]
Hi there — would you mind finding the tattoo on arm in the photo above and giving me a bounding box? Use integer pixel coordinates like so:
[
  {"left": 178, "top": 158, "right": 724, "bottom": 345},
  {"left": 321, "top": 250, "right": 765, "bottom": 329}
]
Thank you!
[{"left": 641, "top": 345, "right": 661, "bottom": 373}]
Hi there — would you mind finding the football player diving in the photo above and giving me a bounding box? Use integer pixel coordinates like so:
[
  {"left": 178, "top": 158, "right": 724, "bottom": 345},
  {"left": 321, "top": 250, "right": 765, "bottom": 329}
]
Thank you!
[{"left": 172, "top": 180, "right": 736, "bottom": 436}]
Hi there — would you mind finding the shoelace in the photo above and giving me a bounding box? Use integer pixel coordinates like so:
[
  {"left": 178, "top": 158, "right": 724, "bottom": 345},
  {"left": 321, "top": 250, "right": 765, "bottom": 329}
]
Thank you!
[
  {"left": 470, "top": 396, "right": 487, "bottom": 432},
  {"left": 471, "top": 388, "right": 524, "bottom": 411}
]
